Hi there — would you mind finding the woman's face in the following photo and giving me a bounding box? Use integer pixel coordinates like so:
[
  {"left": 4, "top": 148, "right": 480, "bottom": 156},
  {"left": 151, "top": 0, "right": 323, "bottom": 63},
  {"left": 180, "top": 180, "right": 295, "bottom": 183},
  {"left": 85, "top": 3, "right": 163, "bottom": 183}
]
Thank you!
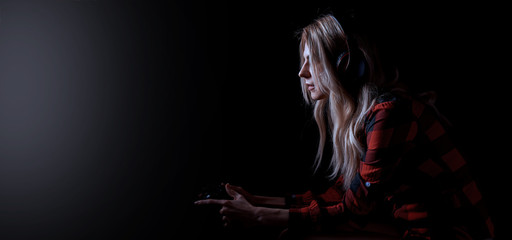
[{"left": 298, "top": 44, "right": 326, "bottom": 100}]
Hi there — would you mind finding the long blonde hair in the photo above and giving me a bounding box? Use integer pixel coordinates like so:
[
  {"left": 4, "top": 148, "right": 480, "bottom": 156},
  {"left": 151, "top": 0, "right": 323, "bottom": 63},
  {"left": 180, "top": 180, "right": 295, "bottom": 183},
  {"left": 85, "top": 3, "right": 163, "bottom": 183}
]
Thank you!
[{"left": 299, "top": 14, "right": 391, "bottom": 189}]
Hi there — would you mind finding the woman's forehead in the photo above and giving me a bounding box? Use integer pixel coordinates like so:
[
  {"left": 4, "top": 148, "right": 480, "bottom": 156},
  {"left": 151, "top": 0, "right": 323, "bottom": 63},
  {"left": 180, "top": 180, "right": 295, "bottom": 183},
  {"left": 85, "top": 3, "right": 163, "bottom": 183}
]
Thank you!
[{"left": 303, "top": 44, "right": 310, "bottom": 56}]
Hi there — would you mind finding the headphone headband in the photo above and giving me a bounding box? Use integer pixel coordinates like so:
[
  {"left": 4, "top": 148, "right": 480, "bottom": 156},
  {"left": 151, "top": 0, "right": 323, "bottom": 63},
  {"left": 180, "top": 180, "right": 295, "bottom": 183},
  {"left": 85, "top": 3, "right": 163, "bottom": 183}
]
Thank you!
[{"left": 336, "top": 51, "right": 349, "bottom": 70}]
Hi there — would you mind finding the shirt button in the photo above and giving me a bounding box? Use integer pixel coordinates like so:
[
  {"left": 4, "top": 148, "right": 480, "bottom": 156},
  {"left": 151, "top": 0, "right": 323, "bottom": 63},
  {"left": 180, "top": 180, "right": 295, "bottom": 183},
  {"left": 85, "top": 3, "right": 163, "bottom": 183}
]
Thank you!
[{"left": 365, "top": 182, "right": 371, "bottom": 187}]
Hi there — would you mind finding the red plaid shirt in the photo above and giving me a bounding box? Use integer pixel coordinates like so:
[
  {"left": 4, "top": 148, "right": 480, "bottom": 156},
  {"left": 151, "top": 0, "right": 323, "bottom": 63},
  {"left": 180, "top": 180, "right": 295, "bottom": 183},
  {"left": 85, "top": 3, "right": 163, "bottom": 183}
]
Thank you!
[{"left": 288, "top": 93, "right": 495, "bottom": 239}]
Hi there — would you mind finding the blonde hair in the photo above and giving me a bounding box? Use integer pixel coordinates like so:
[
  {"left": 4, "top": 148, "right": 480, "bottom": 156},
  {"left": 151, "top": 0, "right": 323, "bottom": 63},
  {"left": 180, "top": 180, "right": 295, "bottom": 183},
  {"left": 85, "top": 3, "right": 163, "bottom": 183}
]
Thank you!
[{"left": 299, "top": 14, "right": 391, "bottom": 190}]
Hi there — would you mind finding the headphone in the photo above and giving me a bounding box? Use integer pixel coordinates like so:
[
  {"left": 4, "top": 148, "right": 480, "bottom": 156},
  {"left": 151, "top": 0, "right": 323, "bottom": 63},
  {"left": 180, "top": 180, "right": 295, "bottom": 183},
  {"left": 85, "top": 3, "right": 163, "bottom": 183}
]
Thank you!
[
  {"left": 332, "top": 12, "right": 368, "bottom": 91},
  {"left": 336, "top": 48, "right": 366, "bottom": 80}
]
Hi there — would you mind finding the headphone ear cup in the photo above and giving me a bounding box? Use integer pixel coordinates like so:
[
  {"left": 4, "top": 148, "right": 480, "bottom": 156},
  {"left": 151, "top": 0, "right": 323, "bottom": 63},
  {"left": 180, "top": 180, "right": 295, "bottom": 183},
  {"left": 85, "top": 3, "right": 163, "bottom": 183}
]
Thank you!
[
  {"left": 355, "top": 57, "right": 366, "bottom": 79},
  {"left": 338, "top": 50, "right": 367, "bottom": 80},
  {"left": 336, "top": 51, "right": 350, "bottom": 72},
  {"left": 335, "top": 49, "right": 368, "bottom": 96}
]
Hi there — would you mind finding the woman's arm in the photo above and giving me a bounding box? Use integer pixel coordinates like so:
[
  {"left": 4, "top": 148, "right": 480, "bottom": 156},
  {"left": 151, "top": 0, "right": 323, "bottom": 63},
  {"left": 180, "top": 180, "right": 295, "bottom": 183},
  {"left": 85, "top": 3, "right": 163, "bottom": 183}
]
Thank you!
[
  {"left": 254, "top": 206, "right": 289, "bottom": 227},
  {"left": 252, "top": 196, "right": 286, "bottom": 208},
  {"left": 226, "top": 184, "right": 286, "bottom": 208},
  {"left": 195, "top": 184, "right": 289, "bottom": 228}
]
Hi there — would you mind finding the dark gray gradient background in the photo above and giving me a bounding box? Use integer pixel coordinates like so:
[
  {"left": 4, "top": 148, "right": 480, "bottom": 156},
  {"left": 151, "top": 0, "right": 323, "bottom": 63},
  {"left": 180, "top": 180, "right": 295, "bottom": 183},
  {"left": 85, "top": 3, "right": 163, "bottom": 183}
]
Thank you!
[
  {"left": 0, "top": 0, "right": 225, "bottom": 239},
  {"left": 0, "top": 1, "right": 508, "bottom": 239}
]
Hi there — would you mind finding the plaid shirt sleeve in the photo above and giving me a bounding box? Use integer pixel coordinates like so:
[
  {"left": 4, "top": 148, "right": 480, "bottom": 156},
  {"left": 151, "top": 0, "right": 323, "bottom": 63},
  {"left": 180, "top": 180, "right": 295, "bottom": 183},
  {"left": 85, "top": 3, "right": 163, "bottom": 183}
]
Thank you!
[{"left": 289, "top": 99, "right": 415, "bottom": 230}]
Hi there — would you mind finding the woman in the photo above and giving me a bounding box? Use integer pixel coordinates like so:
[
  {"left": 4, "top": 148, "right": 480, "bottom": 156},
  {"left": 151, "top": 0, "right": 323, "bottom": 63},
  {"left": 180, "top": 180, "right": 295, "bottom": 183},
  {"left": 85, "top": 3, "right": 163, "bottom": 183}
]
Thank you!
[{"left": 195, "top": 14, "right": 495, "bottom": 239}]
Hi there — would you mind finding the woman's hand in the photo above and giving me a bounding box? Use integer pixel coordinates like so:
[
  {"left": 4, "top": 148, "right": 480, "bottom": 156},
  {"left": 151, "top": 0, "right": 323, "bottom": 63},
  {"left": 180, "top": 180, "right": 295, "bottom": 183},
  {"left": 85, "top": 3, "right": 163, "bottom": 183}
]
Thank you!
[
  {"left": 195, "top": 184, "right": 288, "bottom": 228},
  {"left": 224, "top": 184, "right": 259, "bottom": 206},
  {"left": 195, "top": 183, "right": 259, "bottom": 228}
]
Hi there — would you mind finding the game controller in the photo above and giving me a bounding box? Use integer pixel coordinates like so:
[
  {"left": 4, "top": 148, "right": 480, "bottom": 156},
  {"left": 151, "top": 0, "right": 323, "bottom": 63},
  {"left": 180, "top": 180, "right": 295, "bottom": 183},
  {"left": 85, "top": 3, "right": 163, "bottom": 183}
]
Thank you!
[{"left": 197, "top": 183, "right": 231, "bottom": 200}]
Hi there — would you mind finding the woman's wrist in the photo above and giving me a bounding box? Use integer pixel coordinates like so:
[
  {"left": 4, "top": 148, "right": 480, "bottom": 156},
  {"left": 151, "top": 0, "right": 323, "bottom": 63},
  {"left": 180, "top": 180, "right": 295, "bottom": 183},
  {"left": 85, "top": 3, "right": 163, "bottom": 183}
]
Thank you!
[
  {"left": 253, "top": 196, "right": 286, "bottom": 208},
  {"left": 254, "top": 207, "right": 289, "bottom": 227}
]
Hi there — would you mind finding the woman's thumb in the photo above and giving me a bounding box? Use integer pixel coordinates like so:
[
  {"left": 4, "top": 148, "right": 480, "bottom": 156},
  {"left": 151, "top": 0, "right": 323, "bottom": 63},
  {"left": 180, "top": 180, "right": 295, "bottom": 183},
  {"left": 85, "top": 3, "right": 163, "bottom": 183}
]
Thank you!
[{"left": 225, "top": 183, "right": 242, "bottom": 199}]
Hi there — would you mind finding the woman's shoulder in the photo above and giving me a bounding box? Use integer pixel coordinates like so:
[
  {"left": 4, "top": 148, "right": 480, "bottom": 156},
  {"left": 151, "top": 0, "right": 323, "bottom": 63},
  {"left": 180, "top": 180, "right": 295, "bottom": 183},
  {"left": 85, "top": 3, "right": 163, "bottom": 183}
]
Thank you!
[
  {"left": 362, "top": 91, "right": 422, "bottom": 136},
  {"left": 364, "top": 90, "right": 426, "bottom": 126},
  {"left": 369, "top": 90, "right": 440, "bottom": 123},
  {"left": 372, "top": 91, "right": 412, "bottom": 111},
  {"left": 376, "top": 91, "right": 398, "bottom": 104}
]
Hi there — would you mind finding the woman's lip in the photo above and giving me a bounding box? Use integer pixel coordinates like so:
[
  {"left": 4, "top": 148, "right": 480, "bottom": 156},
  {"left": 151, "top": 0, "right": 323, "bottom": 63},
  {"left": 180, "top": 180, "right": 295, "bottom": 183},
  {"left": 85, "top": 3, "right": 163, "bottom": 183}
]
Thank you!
[{"left": 308, "top": 85, "right": 315, "bottom": 91}]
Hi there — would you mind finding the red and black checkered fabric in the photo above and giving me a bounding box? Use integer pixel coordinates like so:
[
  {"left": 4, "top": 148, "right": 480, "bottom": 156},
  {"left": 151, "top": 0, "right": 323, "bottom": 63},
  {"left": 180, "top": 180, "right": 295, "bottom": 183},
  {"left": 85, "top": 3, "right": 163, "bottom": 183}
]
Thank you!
[{"left": 288, "top": 93, "right": 495, "bottom": 239}]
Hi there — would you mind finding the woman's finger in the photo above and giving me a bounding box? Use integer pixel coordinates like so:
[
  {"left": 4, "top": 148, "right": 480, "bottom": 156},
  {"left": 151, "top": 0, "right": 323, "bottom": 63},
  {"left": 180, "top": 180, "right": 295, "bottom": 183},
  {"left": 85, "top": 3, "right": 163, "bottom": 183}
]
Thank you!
[
  {"left": 222, "top": 215, "right": 232, "bottom": 228},
  {"left": 225, "top": 183, "right": 243, "bottom": 199},
  {"left": 228, "top": 185, "right": 246, "bottom": 195},
  {"left": 222, "top": 215, "right": 231, "bottom": 223},
  {"left": 219, "top": 205, "right": 235, "bottom": 215},
  {"left": 219, "top": 206, "right": 227, "bottom": 215},
  {"left": 224, "top": 183, "right": 238, "bottom": 198},
  {"left": 194, "top": 199, "right": 228, "bottom": 206}
]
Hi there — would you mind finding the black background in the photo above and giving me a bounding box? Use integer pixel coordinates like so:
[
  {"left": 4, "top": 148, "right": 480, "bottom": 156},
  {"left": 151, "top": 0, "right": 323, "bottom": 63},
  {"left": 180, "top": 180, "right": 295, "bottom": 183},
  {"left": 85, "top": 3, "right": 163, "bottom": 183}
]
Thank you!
[{"left": 0, "top": 1, "right": 508, "bottom": 239}]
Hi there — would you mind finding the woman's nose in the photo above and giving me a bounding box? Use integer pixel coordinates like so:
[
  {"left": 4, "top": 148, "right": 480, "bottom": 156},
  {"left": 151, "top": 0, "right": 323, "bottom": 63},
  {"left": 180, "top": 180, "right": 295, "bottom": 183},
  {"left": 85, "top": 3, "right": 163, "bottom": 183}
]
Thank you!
[{"left": 298, "top": 64, "right": 310, "bottom": 78}]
